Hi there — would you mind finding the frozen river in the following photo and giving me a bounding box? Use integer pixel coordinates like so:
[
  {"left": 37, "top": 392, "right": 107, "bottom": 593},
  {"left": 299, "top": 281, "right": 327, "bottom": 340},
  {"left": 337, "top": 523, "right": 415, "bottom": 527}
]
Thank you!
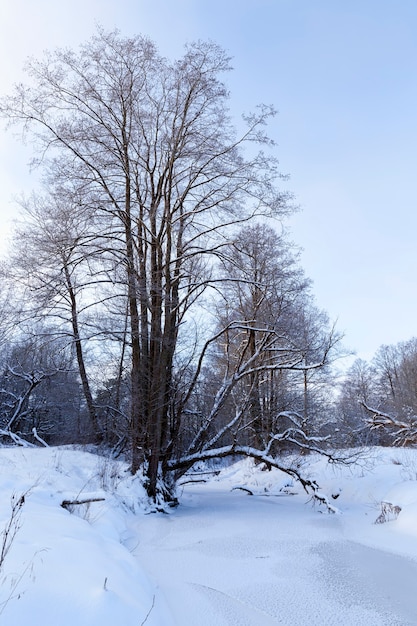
[{"left": 132, "top": 483, "right": 417, "bottom": 625}]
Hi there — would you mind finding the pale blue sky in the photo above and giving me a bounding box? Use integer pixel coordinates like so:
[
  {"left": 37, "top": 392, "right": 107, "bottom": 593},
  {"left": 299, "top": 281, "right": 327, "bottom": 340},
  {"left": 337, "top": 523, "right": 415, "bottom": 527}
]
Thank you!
[{"left": 1, "top": 0, "right": 417, "bottom": 364}]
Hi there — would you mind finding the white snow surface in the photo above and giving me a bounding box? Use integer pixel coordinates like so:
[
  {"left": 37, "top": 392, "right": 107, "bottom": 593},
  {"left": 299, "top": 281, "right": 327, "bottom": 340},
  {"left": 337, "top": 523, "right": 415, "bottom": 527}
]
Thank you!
[{"left": 1, "top": 446, "right": 417, "bottom": 624}]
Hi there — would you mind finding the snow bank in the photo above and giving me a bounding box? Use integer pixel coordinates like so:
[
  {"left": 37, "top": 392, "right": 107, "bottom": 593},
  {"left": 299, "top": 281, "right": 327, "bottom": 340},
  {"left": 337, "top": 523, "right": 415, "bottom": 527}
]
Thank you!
[{"left": 0, "top": 446, "right": 168, "bottom": 626}]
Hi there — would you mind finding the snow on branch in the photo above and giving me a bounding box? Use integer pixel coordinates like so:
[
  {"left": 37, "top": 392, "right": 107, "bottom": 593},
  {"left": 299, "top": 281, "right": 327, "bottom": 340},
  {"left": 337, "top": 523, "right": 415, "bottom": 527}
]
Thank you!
[
  {"left": 184, "top": 331, "right": 333, "bottom": 460},
  {"left": 0, "top": 429, "right": 36, "bottom": 448},
  {"left": 0, "top": 363, "right": 64, "bottom": 446},
  {"left": 362, "top": 402, "right": 417, "bottom": 446},
  {"left": 32, "top": 428, "right": 49, "bottom": 447},
  {"left": 167, "top": 443, "right": 346, "bottom": 513}
]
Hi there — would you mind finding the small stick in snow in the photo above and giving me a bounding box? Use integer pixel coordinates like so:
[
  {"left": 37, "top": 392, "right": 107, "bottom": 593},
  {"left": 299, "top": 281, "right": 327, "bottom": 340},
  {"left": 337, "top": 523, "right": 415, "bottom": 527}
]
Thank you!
[
  {"left": 231, "top": 486, "right": 254, "bottom": 495},
  {"left": 61, "top": 497, "right": 105, "bottom": 510}
]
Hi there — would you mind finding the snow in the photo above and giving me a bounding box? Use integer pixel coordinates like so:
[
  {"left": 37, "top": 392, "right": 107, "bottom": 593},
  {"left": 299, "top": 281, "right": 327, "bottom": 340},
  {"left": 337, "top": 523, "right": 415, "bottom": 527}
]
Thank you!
[
  {"left": 0, "top": 447, "right": 169, "bottom": 625},
  {"left": 1, "top": 446, "right": 417, "bottom": 624}
]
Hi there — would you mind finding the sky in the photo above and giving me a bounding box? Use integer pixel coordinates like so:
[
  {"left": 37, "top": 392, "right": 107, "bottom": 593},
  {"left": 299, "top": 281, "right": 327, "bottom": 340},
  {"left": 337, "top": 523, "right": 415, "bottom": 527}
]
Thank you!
[{"left": 1, "top": 0, "right": 417, "bottom": 365}]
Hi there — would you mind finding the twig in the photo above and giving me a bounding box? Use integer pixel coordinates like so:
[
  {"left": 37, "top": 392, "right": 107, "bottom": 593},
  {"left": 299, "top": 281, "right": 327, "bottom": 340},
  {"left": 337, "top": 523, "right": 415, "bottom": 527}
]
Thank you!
[
  {"left": 231, "top": 486, "right": 253, "bottom": 495},
  {"left": 178, "top": 479, "right": 207, "bottom": 486},
  {"left": 0, "top": 494, "right": 25, "bottom": 570},
  {"left": 140, "top": 594, "right": 155, "bottom": 625}
]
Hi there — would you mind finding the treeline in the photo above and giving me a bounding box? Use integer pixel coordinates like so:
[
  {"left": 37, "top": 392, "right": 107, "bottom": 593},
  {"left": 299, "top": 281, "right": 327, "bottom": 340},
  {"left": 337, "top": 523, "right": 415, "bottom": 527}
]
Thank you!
[{"left": 337, "top": 339, "right": 417, "bottom": 447}]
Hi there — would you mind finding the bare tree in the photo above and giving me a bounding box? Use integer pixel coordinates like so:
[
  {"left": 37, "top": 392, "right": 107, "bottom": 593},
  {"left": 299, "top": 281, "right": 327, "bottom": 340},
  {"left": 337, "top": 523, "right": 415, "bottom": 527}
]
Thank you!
[
  {"left": 0, "top": 331, "right": 81, "bottom": 445},
  {"left": 1, "top": 29, "right": 293, "bottom": 498},
  {"left": 8, "top": 190, "right": 114, "bottom": 440},
  {"left": 360, "top": 338, "right": 417, "bottom": 446},
  {"left": 207, "top": 224, "right": 339, "bottom": 450},
  {"left": 335, "top": 358, "right": 378, "bottom": 446},
  {"left": 214, "top": 224, "right": 309, "bottom": 443},
  {"left": 161, "top": 222, "right": 342, "bottom": 498},
  {"left": 164, "top": 315, "right": 344, "bottom": 509},
  {"left": 374, "top": 340, "right": 417, "bottom": 415}
]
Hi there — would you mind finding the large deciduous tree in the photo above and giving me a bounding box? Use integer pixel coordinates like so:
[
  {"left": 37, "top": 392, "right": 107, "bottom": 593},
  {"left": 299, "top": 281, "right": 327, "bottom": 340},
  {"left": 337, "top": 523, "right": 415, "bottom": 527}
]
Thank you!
[{"left": 1, "top": 29, "right": 341, "bottom": 502}]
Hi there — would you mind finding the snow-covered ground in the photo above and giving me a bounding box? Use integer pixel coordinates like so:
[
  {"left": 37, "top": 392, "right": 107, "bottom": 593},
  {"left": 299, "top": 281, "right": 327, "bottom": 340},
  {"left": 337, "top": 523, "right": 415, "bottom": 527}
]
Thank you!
[{"left": 1, "top": 446, "right": 417, "bottom": 624}]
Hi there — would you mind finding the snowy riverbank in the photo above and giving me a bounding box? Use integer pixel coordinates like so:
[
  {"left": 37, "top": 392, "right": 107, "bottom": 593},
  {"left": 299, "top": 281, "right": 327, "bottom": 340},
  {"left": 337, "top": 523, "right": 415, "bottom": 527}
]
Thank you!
[{"left": 1, "top": 446, "right": 417, "bottom": 624}]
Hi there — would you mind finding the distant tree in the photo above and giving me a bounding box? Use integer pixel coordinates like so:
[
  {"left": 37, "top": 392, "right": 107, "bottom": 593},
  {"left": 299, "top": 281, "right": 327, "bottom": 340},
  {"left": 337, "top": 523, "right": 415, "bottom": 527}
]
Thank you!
[
  {"left": 0, "top": 330, "right": 83, "bottom": 445},
  {"left": 373, "top": 340, "right": 417, "bottom": 415},
  {"left": 207, "top": 223, "right": 335, "bottom": 451},
  {"left": 336, "top": 358, "right": 379, "bottom": 445},
  {"left": 94, "top": 373, "right": 131, "bottom": 451},
  {"left": 363, "top": 339, "right": 417, "bottom": 446}
]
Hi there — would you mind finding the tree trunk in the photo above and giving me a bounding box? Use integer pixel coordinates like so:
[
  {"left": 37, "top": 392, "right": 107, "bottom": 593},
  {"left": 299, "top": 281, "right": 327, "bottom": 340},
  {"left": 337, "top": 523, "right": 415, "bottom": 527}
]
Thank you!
[{"left": 63, "top": 260, "right": 100, "bottom": 441}]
